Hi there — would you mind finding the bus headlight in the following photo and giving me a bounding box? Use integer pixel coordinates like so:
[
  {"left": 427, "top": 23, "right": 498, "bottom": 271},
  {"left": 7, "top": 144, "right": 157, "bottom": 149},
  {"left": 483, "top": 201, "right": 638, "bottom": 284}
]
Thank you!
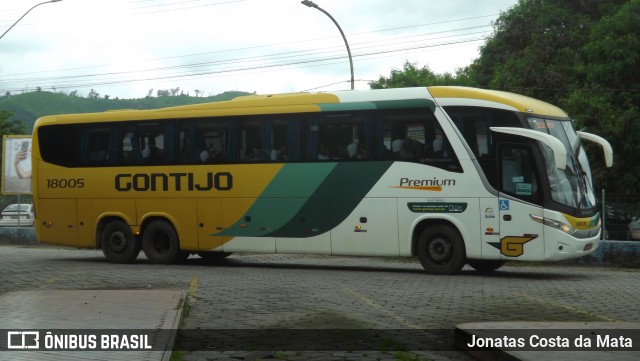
[{"left": 530, "top": 215, "right": 576, "bottom": 235}]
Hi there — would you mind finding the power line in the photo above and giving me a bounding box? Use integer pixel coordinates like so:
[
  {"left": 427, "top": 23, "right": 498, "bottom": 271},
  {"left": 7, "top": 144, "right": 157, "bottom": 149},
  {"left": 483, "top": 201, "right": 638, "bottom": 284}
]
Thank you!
[
  {"left": 0, "top": 3, "right": 501, "bottom": 95},
  {"left": 1, "top": 36, "right": 488, "bottom": 93}
]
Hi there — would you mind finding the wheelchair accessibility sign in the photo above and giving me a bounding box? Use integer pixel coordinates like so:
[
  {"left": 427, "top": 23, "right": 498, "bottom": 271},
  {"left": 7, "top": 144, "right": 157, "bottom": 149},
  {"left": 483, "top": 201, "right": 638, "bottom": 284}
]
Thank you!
[{"left": 499, "top": 200, "right": 510, "bottom": 211}]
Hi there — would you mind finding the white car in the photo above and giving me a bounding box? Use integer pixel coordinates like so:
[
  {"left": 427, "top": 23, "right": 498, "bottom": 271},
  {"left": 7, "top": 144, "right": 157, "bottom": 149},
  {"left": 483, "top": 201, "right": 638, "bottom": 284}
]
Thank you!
[
  {"left": 0, "top": 204, "right": 34, "bottom": 227},
  {"left": 629, "top": 217, "right": 640, "bottom": 241}
]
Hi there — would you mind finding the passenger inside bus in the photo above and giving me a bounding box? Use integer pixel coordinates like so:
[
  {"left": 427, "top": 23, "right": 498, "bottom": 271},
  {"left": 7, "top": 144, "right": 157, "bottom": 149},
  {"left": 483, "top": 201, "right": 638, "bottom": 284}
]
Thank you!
[
  {"left": 88, "top": 137, "right": 108, "bottom": 163},
  {"left": 200, "top": 144, "right": 221, "bottom": 163}
]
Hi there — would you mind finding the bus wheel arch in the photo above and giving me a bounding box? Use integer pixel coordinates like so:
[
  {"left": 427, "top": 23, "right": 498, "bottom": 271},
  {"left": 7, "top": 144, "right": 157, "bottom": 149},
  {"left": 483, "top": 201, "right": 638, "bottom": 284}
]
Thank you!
[
  {"left": 413, "top": 220, "right": 466, "bottom": 275},
  {"left": 99, "top": 218, "right": 140, "bottom": 264},
  {"left": 141, "top": 217, "right": 182, "bottom": 264}
]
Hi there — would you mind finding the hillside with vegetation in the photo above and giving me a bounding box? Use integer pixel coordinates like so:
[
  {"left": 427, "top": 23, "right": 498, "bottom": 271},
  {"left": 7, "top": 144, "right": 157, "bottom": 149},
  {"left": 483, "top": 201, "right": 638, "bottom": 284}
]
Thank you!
[{"left": 0, "top": 89, "right": 252, "bottom": 131}]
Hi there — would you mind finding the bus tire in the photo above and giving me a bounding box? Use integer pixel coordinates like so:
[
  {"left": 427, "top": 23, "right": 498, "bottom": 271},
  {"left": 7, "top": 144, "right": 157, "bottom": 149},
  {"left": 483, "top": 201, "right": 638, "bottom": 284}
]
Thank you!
[
  {"left": 142, "top": 220, "right": 180, "bottom": 264},
  {"left": 101, "top": 220, "right": 140, "bottom": 264},
  {"left": 417, "top": 224, "right": 466, "bottom": 275},
  {"left": 468, "top": 260, "right": 505, "bottom": 273}
]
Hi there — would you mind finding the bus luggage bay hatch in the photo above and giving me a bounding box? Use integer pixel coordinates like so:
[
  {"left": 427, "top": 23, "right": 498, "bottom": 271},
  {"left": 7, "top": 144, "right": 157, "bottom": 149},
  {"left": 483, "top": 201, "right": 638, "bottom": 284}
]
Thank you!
[{"left": 31, "top": 86, "right": 613, "bottom": 274}]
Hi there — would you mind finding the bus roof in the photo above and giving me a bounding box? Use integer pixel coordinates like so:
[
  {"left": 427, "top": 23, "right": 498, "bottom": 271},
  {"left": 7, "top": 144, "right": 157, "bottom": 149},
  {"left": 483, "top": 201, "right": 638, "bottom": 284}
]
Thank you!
[
  {"left": 427, "top": 86, "right": 568, "bottom": 118},
  {"left": 34, "top": 89, "right": 436, "bottom": 125},
  {"left": 34, "top": 87, "right": 568, "bottom": 126}
]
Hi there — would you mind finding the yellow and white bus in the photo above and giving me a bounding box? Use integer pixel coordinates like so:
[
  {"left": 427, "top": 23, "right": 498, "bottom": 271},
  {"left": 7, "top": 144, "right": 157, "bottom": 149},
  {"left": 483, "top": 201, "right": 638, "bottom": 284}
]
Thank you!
[{"left": 31, "top": 86, "right": 613, "bottom": 274}]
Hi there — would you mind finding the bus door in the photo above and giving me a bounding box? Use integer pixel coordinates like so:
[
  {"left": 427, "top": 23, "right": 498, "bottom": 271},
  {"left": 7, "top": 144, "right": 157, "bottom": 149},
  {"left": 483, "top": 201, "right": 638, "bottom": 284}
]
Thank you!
[{"left": 497, "top": 143, "right": 544, "bottom": 261}]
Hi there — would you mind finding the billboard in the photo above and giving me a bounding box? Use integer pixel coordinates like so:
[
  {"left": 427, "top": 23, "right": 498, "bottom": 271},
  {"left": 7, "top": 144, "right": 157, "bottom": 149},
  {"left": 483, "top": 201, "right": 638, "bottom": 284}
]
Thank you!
[{"left": 2, "top": 135, "right": 32, "bottom": 195}]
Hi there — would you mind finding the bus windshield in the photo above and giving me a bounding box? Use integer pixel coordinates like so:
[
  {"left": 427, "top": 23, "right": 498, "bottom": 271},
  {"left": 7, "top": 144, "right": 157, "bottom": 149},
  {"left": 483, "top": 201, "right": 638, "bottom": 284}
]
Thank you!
[{"left": 528, "top": 117, "right": 597, "bottom": 210}]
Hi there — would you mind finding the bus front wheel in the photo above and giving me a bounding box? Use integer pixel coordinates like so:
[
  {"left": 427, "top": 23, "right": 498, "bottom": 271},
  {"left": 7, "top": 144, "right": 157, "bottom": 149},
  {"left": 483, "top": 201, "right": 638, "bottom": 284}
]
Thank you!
[
  {"left": 417, "top": 224, "right": 466, "bottom": 275},
  {"left": 142, "top": 220, "right": 180, "bottom": 264},
  {"left": 101, "top": 220, "right": 140, "bottom": 264}
]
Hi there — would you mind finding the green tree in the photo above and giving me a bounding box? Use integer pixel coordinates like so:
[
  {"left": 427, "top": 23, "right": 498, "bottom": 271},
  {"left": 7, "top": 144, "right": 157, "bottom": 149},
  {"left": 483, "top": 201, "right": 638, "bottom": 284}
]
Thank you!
[
  {"left": 0, "top": 110, "right": 29, "bottom": 165},
  {"left": 471, "top": 0, "right": 619, "bottom": 101},
  {"left": 566, "top": 0, "right": 640, "bottom": 192},
  {"left": 369, "top": 61, "right": 478, "bottom": 89},
  {"left": 469, "top": 0, "right": 636, "bottom": 192},
  {"left": 0, "top": 110, "right": 28, "bottom": 135},
  {"left": 88, "top": 89, "right": 100, "bottom": 99}
]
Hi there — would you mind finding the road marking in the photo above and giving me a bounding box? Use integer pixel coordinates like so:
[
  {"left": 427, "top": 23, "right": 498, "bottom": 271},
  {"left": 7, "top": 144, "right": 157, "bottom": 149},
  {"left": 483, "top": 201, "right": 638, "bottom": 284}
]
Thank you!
[
  {"left": 339, "top": 282, "right": 423, "bottom": 330},
  {"left": 516, "top": 292, "right": 620, "bottom": 322},
  {"left": 188, "top": 276, "right": 199, "bottom": 305},
  {"left": 39, "top": 272, "right": 74, "bottom": 288}
]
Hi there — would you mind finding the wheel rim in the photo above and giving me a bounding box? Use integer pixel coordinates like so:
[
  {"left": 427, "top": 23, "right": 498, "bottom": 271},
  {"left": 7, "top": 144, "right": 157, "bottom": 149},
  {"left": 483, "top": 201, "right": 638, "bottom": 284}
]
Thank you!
[
  {"left": 108, "top": 231, "right": 127, "bottom": 254},
  {"left": 428, "top": 237, "right": 453, "bottom": 264}
]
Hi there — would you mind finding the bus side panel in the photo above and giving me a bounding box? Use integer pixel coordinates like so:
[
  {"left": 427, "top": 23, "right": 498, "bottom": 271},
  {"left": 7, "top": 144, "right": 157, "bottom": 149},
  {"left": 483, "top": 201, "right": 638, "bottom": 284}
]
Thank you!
[
  {"left": 36, "top": 199, "right": 78, "bottom": 247},
  {"left": 498, "top": 198, "right": 544, "bottom": 261},
  {"left": 275, "top": 197, "right": 331, "bottom": 254},
  {"left": 479, "top": 197, "right": 501, "bottom": 260},
  {"left": 221, "top": 198, "right": 275, "bottom": 253},
  {"left": 196, "top": 198, "right": 227, "bottom": 251},
  {"left": 77, "top": 199, "right": 93, "bottom": 248},
  {"left": 397, "top": 198, "right": 481, "bottom": 259},
  {"left": 330, "top": 198, "right": 399, "bottom": 256},
  {"left": 136, "top": 198, "right": 199, "bottom": 251}
]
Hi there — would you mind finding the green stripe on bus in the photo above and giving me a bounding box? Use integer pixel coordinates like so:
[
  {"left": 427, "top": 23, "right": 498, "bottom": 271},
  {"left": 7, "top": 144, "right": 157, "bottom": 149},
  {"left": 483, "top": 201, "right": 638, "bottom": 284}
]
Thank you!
[
  {"left": 318, "top": 102, "right": 377, "bottom": 112},
  {"left": 371, "top": 99, "right": 435, "bottom": 110},
  {"left": 268, "top": 161, "right": 393, "bottom": 237},
  {"left": 317, "top": 99, "right": 435, "bottom": 112},
  {"left": 214, "top": 163, "right": 337, "bottom": 237},
  {"left": 213, "top": 161, "right": 393, "bottom": 238}
]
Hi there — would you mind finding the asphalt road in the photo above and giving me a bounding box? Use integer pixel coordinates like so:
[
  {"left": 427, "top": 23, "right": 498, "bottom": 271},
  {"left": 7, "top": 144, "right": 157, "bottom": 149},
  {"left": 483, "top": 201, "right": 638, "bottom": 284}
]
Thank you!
[{"left": 1, "top": 245, "right": 638, "bottom": 360}]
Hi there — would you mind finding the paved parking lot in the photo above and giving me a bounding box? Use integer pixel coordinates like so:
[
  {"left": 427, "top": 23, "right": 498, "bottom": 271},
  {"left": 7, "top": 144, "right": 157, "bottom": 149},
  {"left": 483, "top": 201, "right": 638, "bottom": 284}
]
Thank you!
[{"left": 1, "top": 245, "right": 638, "bottom": 360}]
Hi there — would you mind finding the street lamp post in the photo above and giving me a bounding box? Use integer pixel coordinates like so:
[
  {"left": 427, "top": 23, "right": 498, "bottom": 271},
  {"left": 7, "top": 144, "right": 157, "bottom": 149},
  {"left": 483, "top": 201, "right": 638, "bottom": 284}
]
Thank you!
[
  {"left": 301, "top": 0, "right": 354, "bottom": 90},
  {"left": 0, "top": 0, "right": 63, "bottom": 41}
]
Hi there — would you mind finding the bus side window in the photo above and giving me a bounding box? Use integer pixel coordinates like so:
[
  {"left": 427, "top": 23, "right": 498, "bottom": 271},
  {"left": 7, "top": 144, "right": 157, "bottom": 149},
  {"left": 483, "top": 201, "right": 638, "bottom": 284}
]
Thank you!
[
  {"left": 121, "top": 126, "right": 140, "bottom": 165},
  {"left": 379, "top": 108, "right": 461, "bottom": 172},
  {"left": 178, "top": 123, "right": 198, "bottom": 164},
  {"left": 194, "top": 119, "right": 234, "bottom": 163},
  {"left": 310, "top": 112, "right": 370, "bottom": 161},
  {"left": 138, "top": 123, "right": 168, "bottom": 164},
  {"left": 80, "top": 126, "right": 113, "bottom": 166}
]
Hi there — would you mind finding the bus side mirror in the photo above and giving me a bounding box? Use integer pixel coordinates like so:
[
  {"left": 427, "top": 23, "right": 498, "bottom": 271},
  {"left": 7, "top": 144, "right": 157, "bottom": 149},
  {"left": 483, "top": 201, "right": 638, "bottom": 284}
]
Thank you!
[
  {"left": 577, "top": 131, "right": 613, "bottom": 168},
  {"left": 491, "top": 127, "right": 567, "bottom": 170}
]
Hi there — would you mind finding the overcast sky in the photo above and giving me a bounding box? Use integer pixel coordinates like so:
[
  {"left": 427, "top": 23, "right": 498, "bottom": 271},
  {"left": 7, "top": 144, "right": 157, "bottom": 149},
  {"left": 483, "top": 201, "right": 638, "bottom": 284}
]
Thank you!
[{"left": 1, "top": 0, "right": 518, "bottom": 99}]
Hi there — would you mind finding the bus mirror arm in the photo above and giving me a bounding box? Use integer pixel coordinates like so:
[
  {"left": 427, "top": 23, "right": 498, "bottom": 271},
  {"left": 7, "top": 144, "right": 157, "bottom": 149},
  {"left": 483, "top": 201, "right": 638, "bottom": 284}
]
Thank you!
[
  {"left": 577, "top": 131, "right": 613, "bottom": 168},
  {"left": 490, "top": 127, "right": 567, "bottom": 170}
]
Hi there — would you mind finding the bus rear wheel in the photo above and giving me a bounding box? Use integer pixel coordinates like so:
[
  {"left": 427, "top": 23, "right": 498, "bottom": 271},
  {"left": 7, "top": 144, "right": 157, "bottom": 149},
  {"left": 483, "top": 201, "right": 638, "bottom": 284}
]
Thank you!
[
  {"left": 101, "top": 220, "right": 140, "bottom": 264},
  {"left": 417, "top": 224, "right": 466, "bottom": 275},
  {"left": 142, "top": 220, "right": 180, "bottom": 264}
]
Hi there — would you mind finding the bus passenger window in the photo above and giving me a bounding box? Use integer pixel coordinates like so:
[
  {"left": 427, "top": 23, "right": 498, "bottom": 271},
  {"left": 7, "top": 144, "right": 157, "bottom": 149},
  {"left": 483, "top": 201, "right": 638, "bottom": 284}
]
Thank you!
[
  {"left": 379, "top": 108, "right": 462, "bottom": 172},
  {"left": 308, "top": 112, "right": 370, "bottom": 161},
  {"left": 194, "top": 120, "right": 232, "bottom": 163},
  {"left": 80, "top": 127, "right": 112, "bottom": 166},
  {"left": 88, "top": 135, "right": 108, "bottom": 163},
  {"left": 139, "top": 123, "right": 167, "bottom": 164}
]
